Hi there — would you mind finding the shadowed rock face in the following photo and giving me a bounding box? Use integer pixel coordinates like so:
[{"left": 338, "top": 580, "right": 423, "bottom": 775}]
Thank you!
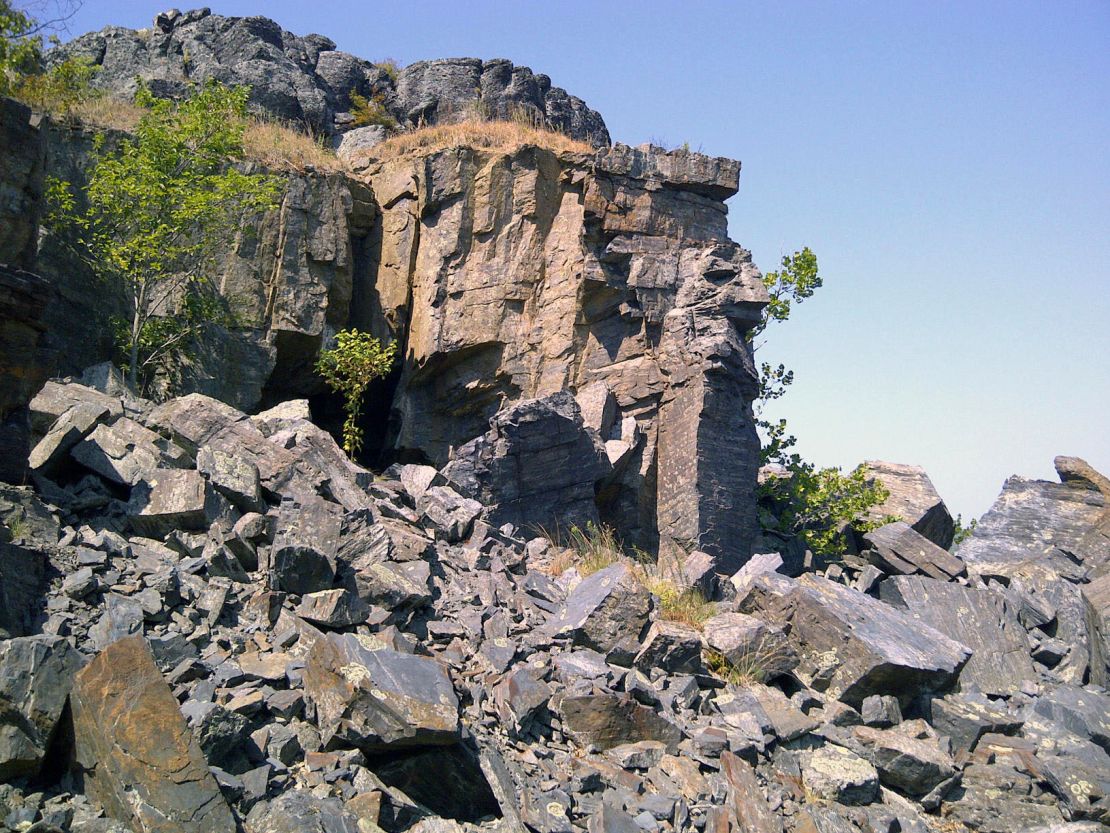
[{"left": 51, "top": 10, "right": 609, "bottom": 145}]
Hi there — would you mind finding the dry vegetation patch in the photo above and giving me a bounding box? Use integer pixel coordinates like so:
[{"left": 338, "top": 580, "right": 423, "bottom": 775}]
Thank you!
[{"left": 361, "top": 118, "right": 596, "bottom": 163}]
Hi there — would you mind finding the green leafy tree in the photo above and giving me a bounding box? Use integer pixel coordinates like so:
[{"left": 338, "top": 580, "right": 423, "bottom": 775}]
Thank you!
[
  {"left": 0, "top": 1, "right": 82, "bottom": 94},
  {"left": 48, "top": 80, "right": 281, "bottom": 393},
  {"left": 315, "top": 329, "right": 397, "bottom": 457},
  {"left": 748, "top": 247, "right": 890, "bottom": 556}
]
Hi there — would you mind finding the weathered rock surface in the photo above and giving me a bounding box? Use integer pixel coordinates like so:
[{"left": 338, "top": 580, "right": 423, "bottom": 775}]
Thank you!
[
  {"left": 53, "top": 11, "right": 608, "bottom": 144},
  {"left": 303, "top": 633, "right": 459, "bottom": 750},
  {"left": 880, "top": 574, "right": 1036, "bottom": 696},
  {"left": 0, "top": 635, "right": 82, "bottom": 779},
  {"left": 862, "top": 521, "right": 966, "bottom": 580},
  {"left": 738, "top": 573, "right": 970, "bottom": 707},
  {"left": 861, "top": 460, "right": 955, "bottom": 548},
  {"left": 70, "top": 635, "right": 235, "bottom": 833},
  {"left": 443, "top": 391, "right": 611, "bottom": 532}
]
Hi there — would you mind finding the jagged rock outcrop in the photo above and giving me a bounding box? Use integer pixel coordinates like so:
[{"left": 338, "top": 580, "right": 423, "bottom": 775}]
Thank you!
[
  {"left": 0, "top": 383, "right": 1108, "bottom": 832},
  {"left": 53, "top": 9, "right": 609, "bottom": 145},
  {"left": 861, "top": 460, "right": 955, "bottom": 548}
]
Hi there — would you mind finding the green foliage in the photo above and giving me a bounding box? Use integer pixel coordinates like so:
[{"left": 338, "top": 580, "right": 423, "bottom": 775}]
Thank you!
[
  {"left": 375, "top": 58, "right": 400, "bottom": 82},
  {"left": 642, "top": 578, "right": 716, "bottom": 629},
  {"left": 751, "top": 246, "right": 821, "bottom": 342},
  {"left": 951, "top": 514, "right": 978, "bottom": 548},
  {"left": 0, "top": 1, "right": 42, "bottom": 94},
  {"left": 47, "top": 79, "right": 282, "bottom": 393},
  {"left": 315, "top": 329, "right": 397, "bottom": 457},
  {"left": 349, "top": 91, "right": 396, "bottom": 129},
  {"left": 758, "top": 463, "right": 891, "bottom": 558},
  {"left": 13, "top": 53, "right": 98, "bottom": 116}
]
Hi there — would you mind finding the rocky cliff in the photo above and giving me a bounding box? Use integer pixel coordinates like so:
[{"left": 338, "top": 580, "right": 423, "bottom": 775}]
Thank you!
[
  {"left": 31, "top": 98, "right": 767, "bottom": 570},
  {"left": 53, "top": 8, "right": 610, "bottom": 146}
]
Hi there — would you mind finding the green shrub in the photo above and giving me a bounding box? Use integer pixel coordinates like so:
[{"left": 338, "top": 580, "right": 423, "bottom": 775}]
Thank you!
[
  {"left": 315, "top": 329, "right": 397, "bottom": 457},
  {"left": 349, "top": 91, "right": 397, "bottom": 129},
  {"left": 13, "top": 54, "right": 98, "bottom": 117}
]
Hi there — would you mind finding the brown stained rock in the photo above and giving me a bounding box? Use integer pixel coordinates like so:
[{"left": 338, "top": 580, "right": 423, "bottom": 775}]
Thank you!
[
  {"left": 70, "top": 635, "right": 234, "bottom": 833},
  {"left": 559, "top": 693, "right": 683, "bottom": 752},
  {"left": 861, "top": 461, "right": 956, "bottom": 548},
  {"left": 720, "top": 751, "right": 783, "bottom": 833}
]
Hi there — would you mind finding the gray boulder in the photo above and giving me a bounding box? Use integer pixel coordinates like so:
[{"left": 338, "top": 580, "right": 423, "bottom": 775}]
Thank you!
[
  {"left": 545, "top": 562, "right": 653, "bottom": 664},
  {"left": 738, "top": 573, "right": 970, "bottom": 708},
  {"left": 880, "top": 575, "right": 1036, "bottom": 696},
  {"left": 861, "top": 460, "right": 956, "bottom": 548},
  {"left": 0, "top": 635, "right": 84, "bottom": 779},
  {"left": 303, "top": 633, "right": 459, "bottom": 750},
  {"left": 442, "top": 392, "right": 612, "bottom": 534},
  {"left": 863, "top": 521, "right": 966, "bottom": 580},
  {"left": 271, "top": 497, "right": 341, "bottom": 595}
]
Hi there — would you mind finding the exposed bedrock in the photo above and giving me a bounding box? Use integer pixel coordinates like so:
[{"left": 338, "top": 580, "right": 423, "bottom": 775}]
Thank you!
[{"left": 33, "top": 119, "right": 768, "bottom": 565}]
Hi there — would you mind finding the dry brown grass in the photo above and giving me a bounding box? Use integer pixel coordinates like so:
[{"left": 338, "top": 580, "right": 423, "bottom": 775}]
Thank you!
[
  {"left": 52, "top": 96, "right": 344, "bottom": 174},
  {"left": 361, "top": 118, "right": 596, "bottom": 164},
  {"left": 242, "top": 119, "right": 344, "bottom": 173},
  {"left": 65, "top": 96, "right": 144, "bottom": 132}
]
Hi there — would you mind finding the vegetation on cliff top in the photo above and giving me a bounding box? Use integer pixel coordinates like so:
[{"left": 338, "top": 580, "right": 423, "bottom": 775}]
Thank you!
[
  {"left": 357, "top": 116, "right": 596, "bottom": 163},
  {"left": 47, "top": 80, "right": 282, "bottom": 393}
]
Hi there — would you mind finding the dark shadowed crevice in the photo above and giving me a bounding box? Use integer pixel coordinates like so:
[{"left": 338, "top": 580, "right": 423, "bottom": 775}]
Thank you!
[{"left": 367, "top": 742, "right": 501, "bottom": 826}]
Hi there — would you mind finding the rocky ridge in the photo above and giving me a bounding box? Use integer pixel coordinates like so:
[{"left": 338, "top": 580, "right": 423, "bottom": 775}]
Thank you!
[
  {"left": 51, "top": 8, "right": 610, "bottom": 146},
  {"left": 0, "top": 378, "right": 1106, "bottom": 833}
]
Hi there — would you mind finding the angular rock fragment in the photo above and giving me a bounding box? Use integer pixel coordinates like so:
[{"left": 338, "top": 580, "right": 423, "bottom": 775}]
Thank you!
[
  {"left": 442, "top": 392, "right": 612, "bottom": 534},
  {"left": 0, "top": 635, "right": 83, "bottom": 779},
  {"left": 633, "top": 621, "right": 704, "bottom": 674},
  {"left": 0, "top": 542, "right": 47, "bottom": 638},
  {"left": 296, "top": 588, "right": 370, "bottom": 628},
  {"left": 72, "top": 418, "right": 190, "bottom": 485},
  {"left": 702, "top": 611, "right": 797, "bottom": 678},
  {"left": 28, "top": 401, "right": 109, "bottom": 475},
  {"left": 546, "top": 563, "right": 652, "bottom": 664},
  {"left": 70, "top": 635, "right": 235, "bottom": 833},
  {"left": 863, "top": 521, "right": 966, "bottom": 580},
  {"left": 720, "top": 751, "right": 783, "bottom": 833},
  {"left": 559, "top": 693, "right": 682, "bottom": 751},
  {"left": 861, "top": 460, "right": 956, "bottom": 548},
  {"left": 739, "top": 573, "right": 970, "bottom": 707},
  {"left": 880, "top": 574, "right": 1035, "bottom": 696},
  {"left": 798, "top": 744, "right": 880, "bottom": 805},
  {"left": 130, "top": 469, "right": 223, "bottom": 538},
  {"left": 851, "top": 725, "right": 956, "bottom": 798},
  {"left": 303, "top": 633, "right": 459, "bottom": 750},
  {"left": 271, "top": 497, "right": 341, "bottom": 595},
  {"left": 196, "top": 445, "right": 264, "bottom": 512},
  {"left": 244, "top": 790, "right": 360, "bottom": 833},
  {"left": 416, "top": 486, "right": 482, "bottom": 543}
]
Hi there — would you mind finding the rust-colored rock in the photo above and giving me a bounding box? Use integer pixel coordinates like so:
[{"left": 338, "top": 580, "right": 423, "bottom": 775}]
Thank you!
[{"left": 70, "top": 635, "right": 235, "bottom": 833}]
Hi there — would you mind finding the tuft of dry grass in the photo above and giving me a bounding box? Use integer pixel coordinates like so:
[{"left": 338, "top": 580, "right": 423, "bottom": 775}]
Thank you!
[
  {"left": 63, "top": 95, "right": 144, "bottom": 132},
  {"left": 642, "top": 576, "right": 716, "bottom": 628},
  {"left": 242, "top": 118, "right": 344, "bottom": 173},
  {"left": 44, "top": 94, "right": 344, "bottom": 174},
  {"left": 361, "top": 117, "right": 596, "bottom": 164},
  {"left": 703, "top": 638, "right": 794, "bottom": 686},
  {"left": 542, "top": 522, "right": 623, "bottom": 577}
]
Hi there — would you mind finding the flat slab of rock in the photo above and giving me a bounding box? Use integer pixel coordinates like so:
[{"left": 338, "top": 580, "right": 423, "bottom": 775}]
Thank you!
[
  {"left": 880, "top": 575, "right": 1036, "bottom": 696},
  {"left": 798, "top": 744, "right": 879, "bottom": 805},
  {"left": 739, "top": 573, "right": 970, "bottom": 707},
  {"left": 863, "top": 521, "right": 966, "bottom": 580},
  {"left": 303, "top": 633, "right": 459, "bottom": 750},
  {"left": 70, "top": 635, "right": 234, "bottom": 833},
  {"left": 861, "top": 460, "right": 955, "bottom": 548}
]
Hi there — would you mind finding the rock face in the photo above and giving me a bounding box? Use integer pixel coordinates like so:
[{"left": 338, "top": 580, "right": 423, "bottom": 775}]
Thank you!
[
  {"left": 363, "top": 141, "right": 766, "bottom": 564},
  {"left": 0, "top": 99, "right": 55, "bottom": 484},
  {"left": 442, "top": 391, "right": 611, "bottom": 532},
  {"left": 70, "top": 635, "right": 235, "bottom": 833},
  {"left": 53, "top": 10, "right": 609, "bottom": 145},
  {"left": 862, "top": 460, "right": 955, "bottom": 548}
]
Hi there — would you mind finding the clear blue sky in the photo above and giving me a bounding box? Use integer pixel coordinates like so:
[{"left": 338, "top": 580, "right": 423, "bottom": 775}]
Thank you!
[{"left": 59, "top": 1, "right": 1110, "bottom": 521}]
